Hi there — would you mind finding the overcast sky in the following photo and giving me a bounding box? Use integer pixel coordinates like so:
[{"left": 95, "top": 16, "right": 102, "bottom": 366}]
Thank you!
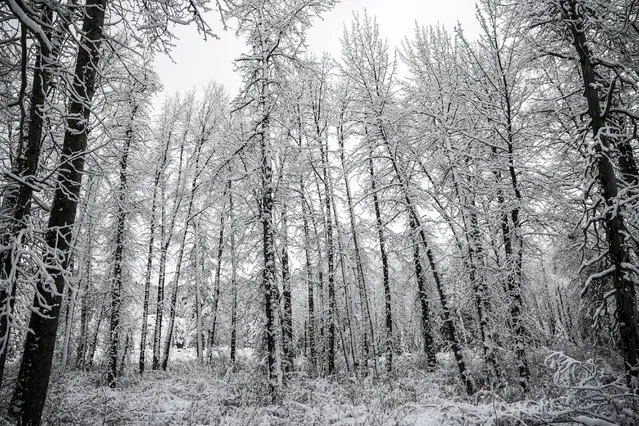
[{"left": 154, "top": 0, "right": 479, "bottom": 102}]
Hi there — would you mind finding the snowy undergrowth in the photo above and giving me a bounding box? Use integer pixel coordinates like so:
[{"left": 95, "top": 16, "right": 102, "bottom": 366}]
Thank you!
[{"left": 1, "top": 348, "right": 636, "bottom": 425}]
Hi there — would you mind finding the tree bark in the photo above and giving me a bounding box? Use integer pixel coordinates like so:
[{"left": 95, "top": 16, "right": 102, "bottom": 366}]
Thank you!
[
  {"left": 229, "top": 186, "right": 238, "bottom": 364},
  {"left": 107, "top": 103, "right": 137, "bottom": 387},
  {"left": 139, "top": 131, "right": 169, "bottom": 374},
  {"left": 9, "top": 0, "right": 107, "bottom": 421},
  {"left": 280, "top": 205, "right": 294, "bottom": 372},
  {"left": 194, "top": 221, "right": 204, "bottom": 363},
  {"left": 331, "top": 195, "right": 357, "bottom": 373},
  {"left": 563, "top": 0, "right": 639, "bottom": 381},
  {"left": 367, "top": 142, "right": 393, "bottom": 374},
  {"left": 300, "top": 177, "right": 316, "bottom": 369},
  {"left": 152, "top": 138, "right": 185, "bottom": 370},
  {"left": 378, "top": 125, "right": 474, "bottom": 394},
  {"left": 161, "top": 126, "right": 204, "bottom": 371},
  {"left": 318, "top": 131, "right": 336, "bottom": 375},
  {"left": 208, "top": 184, "right": 227, "bottom": 359},
  {"left": 76, "top": 206, "right": 94, "bottom": 370},
  {"left": 0, "top": 4, "right": 54, "bottom": 388},
  {"left": 337, "top": 112, "right": 375, "bottom": 372},
  {"left": 410, "top": 217, "right": 436, "bottom": 369},
  {"left": 260, "top": 73, "right": 283, "bottom": 397}
]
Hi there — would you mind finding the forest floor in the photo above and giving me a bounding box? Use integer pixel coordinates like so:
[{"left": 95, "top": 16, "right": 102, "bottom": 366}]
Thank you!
[{"left": 0, "top": 347, "right": 636, "bottom": 425}]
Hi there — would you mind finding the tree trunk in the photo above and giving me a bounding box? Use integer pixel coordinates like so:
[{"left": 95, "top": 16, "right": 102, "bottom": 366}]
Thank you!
[
  {"left": 87, "top": 300, "right": 105, "bottom": 368},
  {"left": 467, "top": 207, "right": 499, "bottom": 377},
  {"left": 9, "top": 1, "right": 107, "bottom": 421},
  {"left": 564, "top": 0, "right": 639, "bottom": 380},
  {"left": 139, "top": 134, "right": 168, "bottom": 374},
  {"left": 331, "top": 191, "right": 357, "bottom": 374},
  {"left": 162, "top": 130, "right": 204, "bottom": 371},
  {"left": 259, "top": 52, "right": 283, "bottom": 396},
  {"left": 208, "top": 184, "right": 227, "bottom": 359},
  {"left": 367, "top": 142, "right": 393, "bottom": 374},
  {"left": 379, "top": 125, "right": 474, "bottom": 394},
  {"left": 338, "top": 115, "right": 375, "bottom": 373},
  {"left": 153, "top": 140, "right": 185, "bottom": 370},
  {"left": 229, "top": 186, "right": 238, "bottom": 364},
  {"left": 61, "top": 283, "right": 76, "bottom": 368},
  {"left": 107, "top": 104, "right": 136, "bottom": 387},
  {"left": 280, "top": 205, "right": 294, "bottom": 372},
  {"left": 300, "top": 177, "right": 316, "bottom": 369},
  {"left": 446, "top": 143, "right": 499, "bottom": 379},
  {"left": 410, "top": 217, "right": 436, "bottom": 369},
  {"left": 76, "top": 212, "right": 94, "bottom": 370},
  {"left": 0, "top": 5, "right": 54, "bottom": 388},
  {"left": 152, "top": 228, "right": 168, "bottom": 370},
  {"left": 118, "top": 330, "right": 131, "bottom": 377},
  {"left": 194, "top": 221, "right": 204, "bottom": 363},
  {"left": 319, "top": 133, "right": 336, "bottom": 375}
]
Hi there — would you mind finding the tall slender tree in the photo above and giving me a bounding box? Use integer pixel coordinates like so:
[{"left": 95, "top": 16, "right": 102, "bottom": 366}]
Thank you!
[{"left": 9, "top": 0, "right": 108, "bottom": 421}]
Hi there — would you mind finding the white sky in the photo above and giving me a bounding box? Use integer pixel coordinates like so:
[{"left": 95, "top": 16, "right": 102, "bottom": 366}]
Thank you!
[{"left": 153, "top": 0, "right": 479, "bottom": 102}]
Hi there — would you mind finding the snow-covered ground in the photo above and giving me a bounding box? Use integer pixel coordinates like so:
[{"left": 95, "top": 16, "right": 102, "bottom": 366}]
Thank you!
[{"left": 1, "top": 348, "right": 636, "bottom": 425}]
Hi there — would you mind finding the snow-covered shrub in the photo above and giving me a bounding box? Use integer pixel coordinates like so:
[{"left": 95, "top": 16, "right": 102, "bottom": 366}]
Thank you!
[{"left": 537, "top": 352, "right": 639, "bottom": 425}]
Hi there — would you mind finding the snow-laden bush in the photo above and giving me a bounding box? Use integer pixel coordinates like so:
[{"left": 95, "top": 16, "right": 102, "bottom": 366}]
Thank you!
[{"left": 536, "top": 351, "right": 639, "bottom": 425}]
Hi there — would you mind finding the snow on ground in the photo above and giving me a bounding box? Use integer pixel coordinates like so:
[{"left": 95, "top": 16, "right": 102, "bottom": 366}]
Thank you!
[{"left": 0, "top": 348, "right": 634, "bottom": 425}]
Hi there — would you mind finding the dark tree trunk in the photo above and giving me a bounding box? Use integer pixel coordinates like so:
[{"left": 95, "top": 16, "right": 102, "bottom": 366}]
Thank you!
[
  {"left": 379, "top": 126, "right": 474, "bottom": 394},
  {"left": 229, "top": 187, "right": 238, "bottom": 364},
  {"left": 208, "top": 187, "right": 227, "bottom": 359},
  {"left": 9, "top": 0, "right": 107, "bottom": 421},
  {"left": 563, "top": 0, "right": 639, "bottom": 381},
  {"left": 87, "top": 300, "right": 105, "bottom": 368},
  {"left": 107, "top": 104, "right": 136, "bottom": 387},
  {"left": 162, "top": 131, "right": 204, "bottom": 371},
  {"left": 331, "top": 192, "right": 357, "bottom": 373},
  {"left": 152, "top": 234, "right": 168, "bottom": 370},
  {"left": 367, "top": 143, "right": 393, "bottom": 374},
  {"left": 484, "top": 19, "right": 531, "bottom": 391},
  {"left": 281, "top": 206, "right": 294, "bottom": 372},
  {"left": 0, "top": 5, "right": 54, "bottom": 388},
  {"left": 139, "top": 137, "right": 168, "bottom": 374},
  {"left": 75, "top": 214, "right": 94, "bottom": 370},
  {"left": 260, "top": 96, "right": 282, "bottom": 397},
  {"left": 319, "top": 135, "right": 336, "bottom": 375},
  {"left": 300, "top": 177, "right": 316, "bottom": 368},
  {"left": 161, "top": 227, "right": 188, "bottom": 371},
  {"left": 153, "top": 141, "right": 185, "bottom": 370},
  {"left": 118, "top": 330, "right": 131, "bottom": 377},
  {"left": 410, "top": 216, "right": 436, "bottom": 369},
  {"left": 467, "top": 207, "right": 499, "bottom": 377},
  {"left": 338, "top": 115, "right": 375, "bottom": 372},
  {"left": 194, "top": 221, "right": 204, "bottom": 362},
  {"left": 493, "top": 164, "right": 529, "bottom": 391}
]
